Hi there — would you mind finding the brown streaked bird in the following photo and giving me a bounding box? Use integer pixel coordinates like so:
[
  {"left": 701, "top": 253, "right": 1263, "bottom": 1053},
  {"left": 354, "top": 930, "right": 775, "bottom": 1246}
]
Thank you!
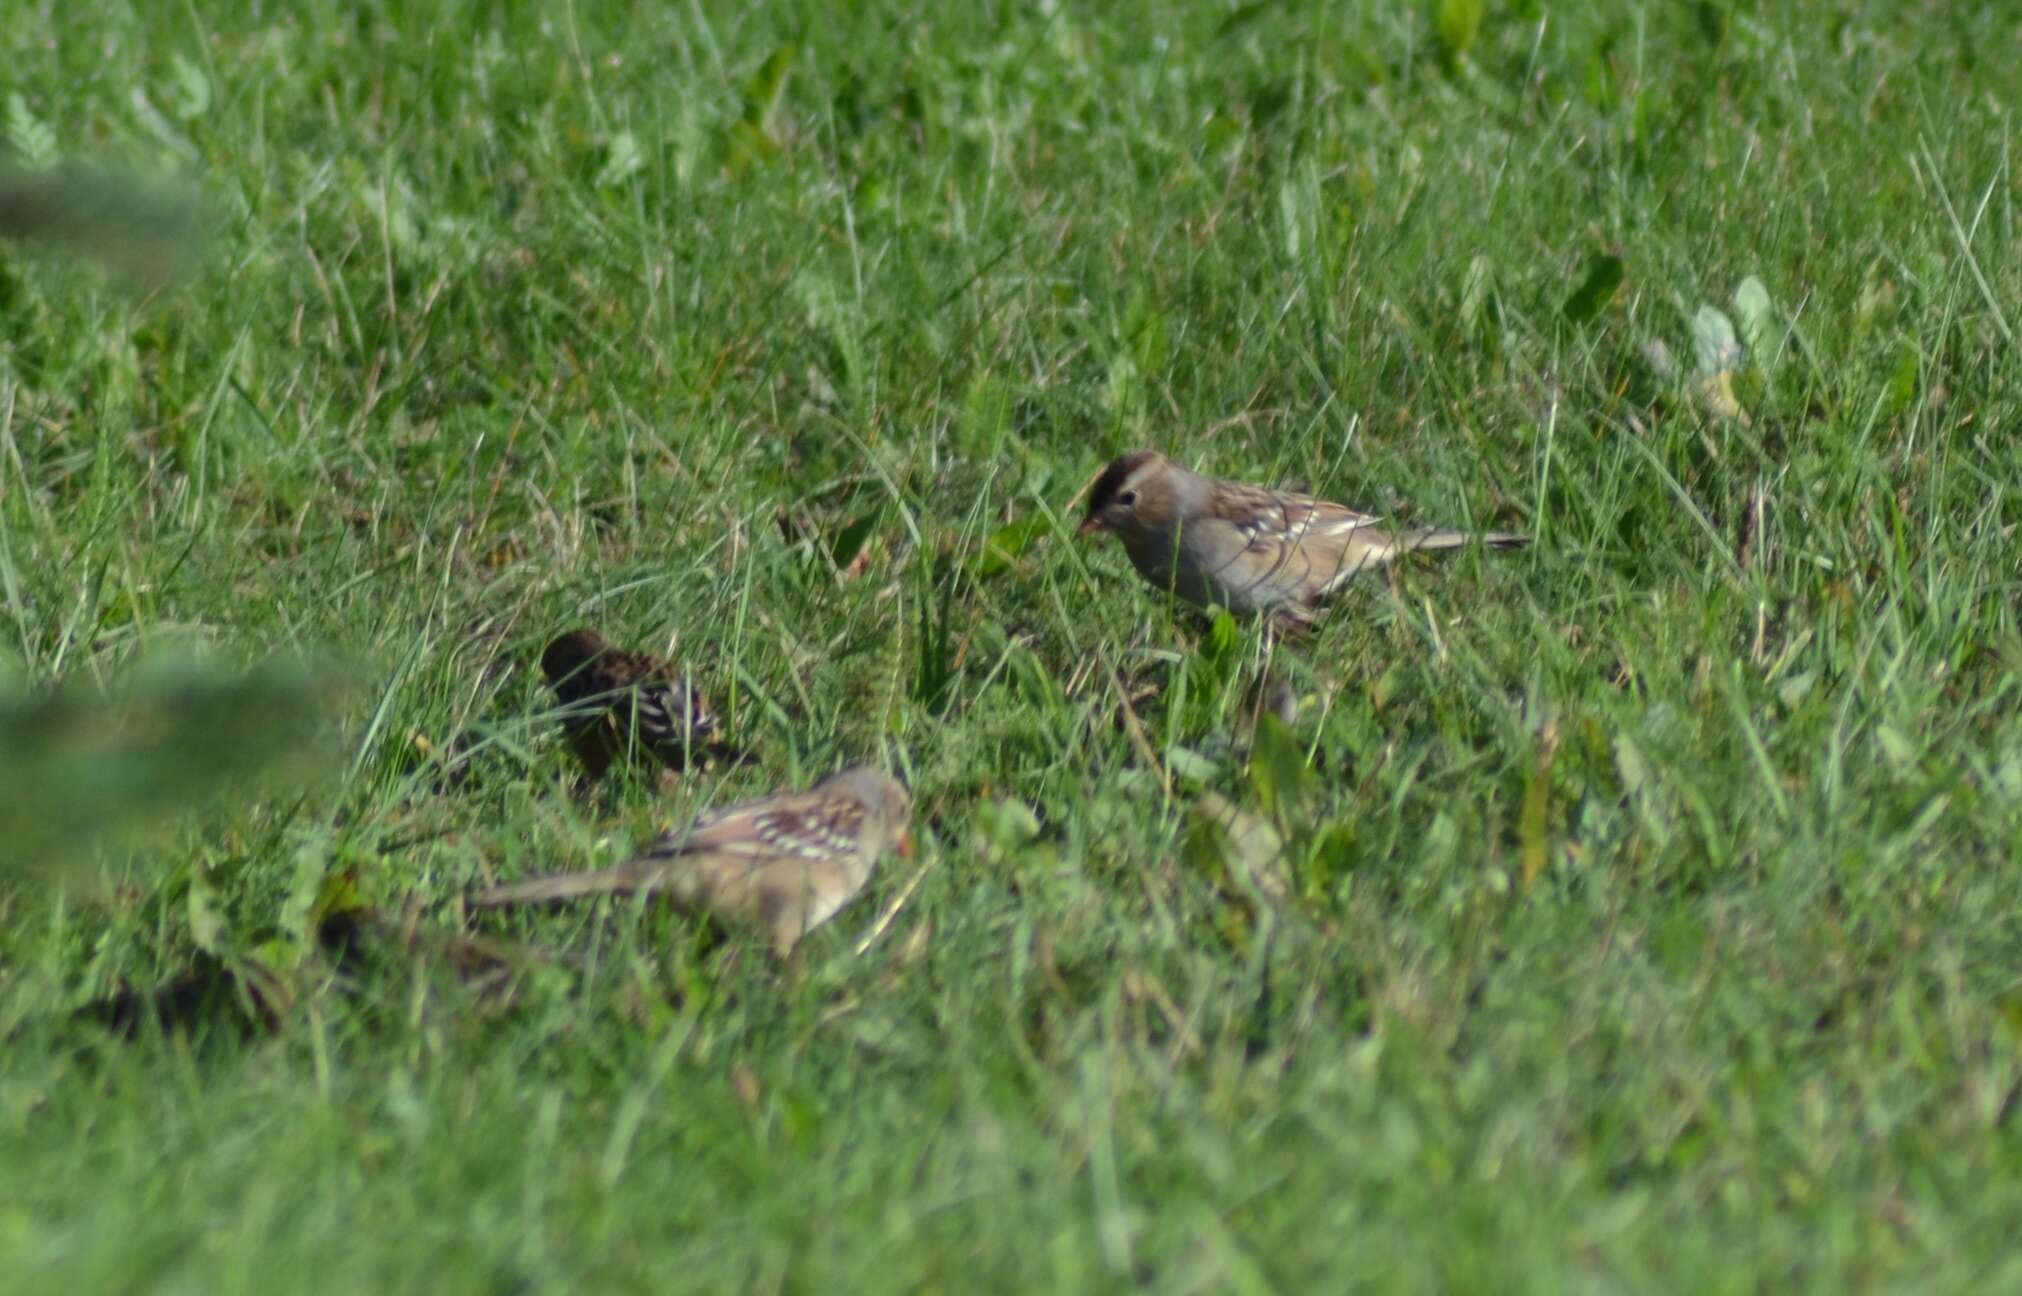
[
  {"left": 470, "top": 766, "right": 913, "bottom": 957},
  {"left": 1079, "top": 450, "right": 1526, "bottom": 623},
  {"left": 541, "top": 629, "right": 721, "bottom": 781}
]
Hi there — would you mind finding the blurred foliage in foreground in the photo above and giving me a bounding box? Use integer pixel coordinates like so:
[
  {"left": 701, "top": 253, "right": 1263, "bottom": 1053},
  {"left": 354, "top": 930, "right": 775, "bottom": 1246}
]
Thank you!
[
  {"left": 0, "top": 657, "right": 337, "bottom": 874},
  {"left": 0, "top": 161, "right": 203, "bottom": 287}
]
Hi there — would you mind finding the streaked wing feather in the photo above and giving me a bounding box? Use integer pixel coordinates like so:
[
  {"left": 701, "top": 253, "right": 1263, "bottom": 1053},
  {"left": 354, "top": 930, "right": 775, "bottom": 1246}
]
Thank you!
[
  {"left": 1226, "top": 489, "right": 1383, "bottom": 546},
  {"left": 628, "top": 678, "right": 715, "bottom": 747},
  {"left": 1217, "top": 486, "right": 1392, "bottom": 602},
  {"left": 662, "top": 791, "right": 863, "bottom": 860}
]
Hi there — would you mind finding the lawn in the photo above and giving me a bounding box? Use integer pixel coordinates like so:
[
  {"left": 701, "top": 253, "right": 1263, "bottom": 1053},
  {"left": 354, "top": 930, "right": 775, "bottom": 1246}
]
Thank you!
[{"left": 5, "top": 0, "right": 2022, "bottom": 1290}]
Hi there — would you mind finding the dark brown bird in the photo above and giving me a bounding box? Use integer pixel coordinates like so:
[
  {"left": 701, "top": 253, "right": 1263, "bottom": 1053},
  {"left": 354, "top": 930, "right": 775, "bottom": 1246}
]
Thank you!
[{"left": 541, "top": 629, "right": 722, "bottom": 782}]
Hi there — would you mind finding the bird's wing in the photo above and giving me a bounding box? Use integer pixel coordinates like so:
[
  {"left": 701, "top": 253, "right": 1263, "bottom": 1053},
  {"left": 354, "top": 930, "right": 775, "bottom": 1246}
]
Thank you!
[
  {"left": 652, "top": 789, "right": 868, "bottom": 864},
  {"left": 628, "top": 675, "right": 717, "bottom": 748},
  {"left": 634, "top": 793, "right": 872, "bottom": 952},
  {"left": 1210, "top": 484, "right": 1395, "bottom": 601},
  {"left": 1219, "top": 484, "right": 1384, "bottom": 547}
]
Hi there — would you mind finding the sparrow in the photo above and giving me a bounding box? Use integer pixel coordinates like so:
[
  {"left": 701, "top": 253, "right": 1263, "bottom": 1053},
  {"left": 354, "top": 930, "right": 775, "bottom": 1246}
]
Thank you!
[
  {"left": 1079, "top": 450, "right": 1526, "bottom": 622},
  {"left": 470, "top": 766, "right": 913, "bottom": 957},
  {"left": 541, "top": 629, "right": 722, "bottom": 781}
]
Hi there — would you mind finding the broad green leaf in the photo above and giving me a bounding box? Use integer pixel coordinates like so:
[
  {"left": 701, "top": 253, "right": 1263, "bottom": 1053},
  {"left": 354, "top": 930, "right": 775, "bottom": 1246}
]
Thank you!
[
  {"left": 1876, "top": 723, "right": 1917, "bottom": 771},
  {"left": 972, "top": 516, "right": 1047, "bottom": 579},
  {"left": 1562, "top": 254, "right": 1624, "bottom": 324},
  {"left": 1695, "top": 369, "right": 1746, "bottom": 422},
  {"left": 1689, "top": 305, "right": 1747, "bottom": 420},
  {"left": 171, "top": 54, "right": 212, "bottom": 120},
  {"left": 1690, "top": 305, "right": 1742, "bottom": 378},
  {"left": 725, "top": 119, "right": 780, "bottom": 172},
  {"left": 1165, "top": 745, "right": 1224, "bottom": 786},
  {"left": 1434, "top": 0, "right": 1483, "bottom": 64},
  {"left": 1204, "top": 610, "right": 1242, "bottom": 664},
  {"left": 741, "top": 46, "right": 795, "bottom": 127},
  {"left": 1732, "top": 276, "right": 1779, "bottom": 367},
  {"left": 1278, "top": 175, "right": 1309, "bottom": 261},
  {"left": 188, "top": 868, "right": 224, "bottom": 954},
  {"left": 1249, "top": 712, "right": 1315, "bottom": 822},
  {"left": 1882, "top": 341, "right": 1918, "bottom": 417},
  {"left": 596, "top": 130, "right": 645, "bottom": 188},
  {"left": 973, "top": 798, "right": 1043, "bottom": 863}
]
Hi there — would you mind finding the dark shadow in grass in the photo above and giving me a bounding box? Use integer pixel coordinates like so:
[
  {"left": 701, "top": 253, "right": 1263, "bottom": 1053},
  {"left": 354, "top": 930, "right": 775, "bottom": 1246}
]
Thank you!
[
  {"left": 67, "top": 908, "right": 564, "bottom": 1043},
  {"left": 71, "top": 951, "right": 287, "bottom": 1042}
]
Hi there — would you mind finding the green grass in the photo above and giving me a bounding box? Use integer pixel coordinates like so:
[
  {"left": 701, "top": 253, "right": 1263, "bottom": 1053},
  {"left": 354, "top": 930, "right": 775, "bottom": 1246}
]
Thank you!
[{"left": 5, "top": 0, "right": 2022, "bottom": 1289}]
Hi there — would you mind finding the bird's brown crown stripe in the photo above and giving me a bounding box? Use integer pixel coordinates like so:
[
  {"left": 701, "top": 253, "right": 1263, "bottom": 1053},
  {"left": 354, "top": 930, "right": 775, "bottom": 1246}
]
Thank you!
[{"left": 1085, "top": 451, "right": 1162, "bottom": 517}]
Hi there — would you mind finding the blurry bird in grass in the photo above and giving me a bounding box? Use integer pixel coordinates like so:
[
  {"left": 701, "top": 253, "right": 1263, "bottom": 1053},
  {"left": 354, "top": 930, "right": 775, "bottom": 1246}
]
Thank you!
[
  {"left": 540, "top": 629, "right": 734, "bottom": 785},
  {"left": 472, "top": 766, "right": 912, "bottom": 957}
]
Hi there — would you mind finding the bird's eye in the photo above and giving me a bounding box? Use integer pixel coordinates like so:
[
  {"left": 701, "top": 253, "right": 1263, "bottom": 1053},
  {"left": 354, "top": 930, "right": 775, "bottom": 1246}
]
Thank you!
[{"left": 1116, "top": 489, "right": 1138, "bottom": 508}]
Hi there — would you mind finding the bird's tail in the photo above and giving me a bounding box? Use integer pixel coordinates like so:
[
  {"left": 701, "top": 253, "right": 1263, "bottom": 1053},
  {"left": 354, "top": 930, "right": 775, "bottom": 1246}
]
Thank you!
[
  {"left": 1399, "top": 527, "right": 1528, "bottom": 554},
  {"left": 470, "top": 862, "right": 655, "bottom": 908}
]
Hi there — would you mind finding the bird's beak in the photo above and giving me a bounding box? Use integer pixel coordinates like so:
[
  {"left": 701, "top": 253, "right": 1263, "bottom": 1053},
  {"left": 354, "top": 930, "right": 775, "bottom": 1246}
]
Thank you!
[
  {"left": 1077, "top": 514, "right": 1104, "bottom": 537},
  {"left": 895, "top": 827, "right": 915, "bottom": 858}
]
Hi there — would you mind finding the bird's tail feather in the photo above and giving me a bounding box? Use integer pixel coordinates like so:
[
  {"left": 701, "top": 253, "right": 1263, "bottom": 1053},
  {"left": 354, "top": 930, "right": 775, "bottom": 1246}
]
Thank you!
[
  {"left": 471, "top": 863, "right": 655, "bottom": 908},
  {"left": 1400, "top": 528, "right": 1527, "bottom": 553}
]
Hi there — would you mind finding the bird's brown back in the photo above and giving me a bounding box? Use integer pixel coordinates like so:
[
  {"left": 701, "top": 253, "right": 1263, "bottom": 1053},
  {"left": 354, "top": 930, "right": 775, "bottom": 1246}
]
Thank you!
[{"left": 540, "top": 629, "right": 718, "bottom": 779}]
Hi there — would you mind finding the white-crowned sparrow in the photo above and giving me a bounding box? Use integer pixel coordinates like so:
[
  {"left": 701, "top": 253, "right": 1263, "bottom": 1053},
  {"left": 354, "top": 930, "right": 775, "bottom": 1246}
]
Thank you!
[
  {"left": 471, "top": 765, "right": 912, "bottom": 957},
  {"left": 1079, "top": 449, "right": 1525, "bottom": 622},
  {"left": 541, "top": 629, "right": 724, "bottom": 781}
]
